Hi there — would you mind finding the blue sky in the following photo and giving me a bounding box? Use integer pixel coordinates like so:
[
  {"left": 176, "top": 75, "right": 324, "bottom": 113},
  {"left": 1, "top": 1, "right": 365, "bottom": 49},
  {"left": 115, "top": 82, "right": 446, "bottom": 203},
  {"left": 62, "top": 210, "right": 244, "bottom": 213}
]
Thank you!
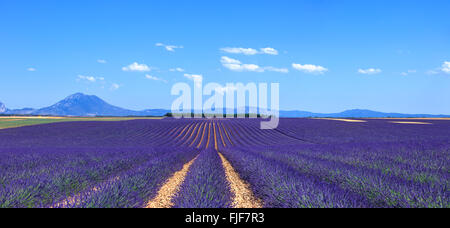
[{"left": 0, "top": 0, "right": 449, "bottom": 114}]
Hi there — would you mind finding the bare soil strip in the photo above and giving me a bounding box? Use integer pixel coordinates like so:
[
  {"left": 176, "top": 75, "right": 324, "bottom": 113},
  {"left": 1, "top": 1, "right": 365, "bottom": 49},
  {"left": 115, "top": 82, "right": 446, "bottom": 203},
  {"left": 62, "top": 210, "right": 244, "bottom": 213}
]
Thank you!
[
  {"left": 205, "top": 123, "right": 212, "bottom": 149},
  {"left": 217, "top": 122, "right": 227, "bottom": 147},
  {"left": 190, "top": 122, "right": 205, "bottom": 147},
  {"left": 218, "top": 153, "right": 262, "bottom": 208},
  {"left": 168, "top": 126, "right": 179, "bottom": 136},
  {"left": 221, "top": 123, "right": 234, "bottom": 146},
  {"left": 196, "top": 122, "right": 207, "bottom": 148},
  {"left": 390, "top": 121, "right": 432, "bottom": 125},
  {"left": 213, "top": 123, "right": 219, "bottom": 151},
  {"left": 176, "top": 124, "right": 191, "bottom": 139},
  {"left": 180, "top": 123, "right": 195, "bottom": 140},
  {"left": 145, "top": 156, "right": 198, "bottom": 208},
  {"left": 181, "top": 123, "right": 196, "bottom": 139},
  {"left": 183, "top": 123, "right": 199, "bottom": 145},
  {"left": 320, "top": 118, "right": 367, "bottom": 123}
]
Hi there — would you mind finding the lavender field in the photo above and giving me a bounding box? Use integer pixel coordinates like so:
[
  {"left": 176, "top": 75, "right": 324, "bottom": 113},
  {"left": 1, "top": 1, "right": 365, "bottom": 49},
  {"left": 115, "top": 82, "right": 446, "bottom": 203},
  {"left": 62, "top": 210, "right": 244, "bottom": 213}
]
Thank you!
[{"left": 0, "top": 118, "right": 448, "bottom": 208}]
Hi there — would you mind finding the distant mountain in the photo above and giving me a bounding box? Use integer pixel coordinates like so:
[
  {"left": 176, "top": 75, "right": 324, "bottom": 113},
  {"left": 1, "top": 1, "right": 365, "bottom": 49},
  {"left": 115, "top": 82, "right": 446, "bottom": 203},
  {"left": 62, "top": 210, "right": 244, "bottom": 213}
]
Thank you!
[
  {"left": 0, "top": 100, "right": 36, "bottom": 115},
  {"left": 176, "top": 108, "right": 450, "bottom": 118},
  {"left": 0, "top": 101, "right": 6, "bottom": 113},
  {"left": 2, "top": 93, "right": 450, "bottom": 118},
  {"left": 5, "top": 108, "right": 36, "bottom": 115},
  {"left": 279, "top": 109, "right": 450, "bottom": 118},
  {"left": 31, "top": 93, "right": 169, "bottom": 117},
  {"left": 328, "top": 109, "right": 450, "bottom": 118}
]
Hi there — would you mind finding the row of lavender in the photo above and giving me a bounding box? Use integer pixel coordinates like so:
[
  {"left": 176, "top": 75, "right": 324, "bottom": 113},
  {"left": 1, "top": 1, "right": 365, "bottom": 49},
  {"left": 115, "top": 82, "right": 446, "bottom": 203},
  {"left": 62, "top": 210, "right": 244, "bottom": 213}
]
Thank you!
[
  {"left": 0, "top": 118, "right": 448, "bottom": 207},
  {"left": 222, "top": 119, "right": 449, "bottom": 207},
  {"left": 0, "top": 119, "right": 197, "bottom": 207},
  {"left": 0, "top": 119, "right": 234, "bottom": 208}
]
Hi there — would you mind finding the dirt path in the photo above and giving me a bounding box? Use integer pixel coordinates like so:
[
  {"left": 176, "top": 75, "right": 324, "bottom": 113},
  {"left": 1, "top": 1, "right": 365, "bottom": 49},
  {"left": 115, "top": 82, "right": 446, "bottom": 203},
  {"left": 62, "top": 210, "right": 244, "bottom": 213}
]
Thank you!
[
  {"left": 145, "top": 156, "right": 198, "bottom": 208},
  {"left": 218, "top": 153, "right": 262, "bottom": 208}
]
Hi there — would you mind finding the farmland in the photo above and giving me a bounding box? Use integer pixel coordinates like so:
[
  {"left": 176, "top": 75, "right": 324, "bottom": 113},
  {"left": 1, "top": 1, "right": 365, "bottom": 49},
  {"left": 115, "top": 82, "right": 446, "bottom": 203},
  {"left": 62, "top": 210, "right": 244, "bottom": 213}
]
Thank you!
[
  {"left": 0, "top": 118, "right": 448, "bottom": 208},
  {"left": 0, "top": 116, "right": 165, "bottom": 130}
]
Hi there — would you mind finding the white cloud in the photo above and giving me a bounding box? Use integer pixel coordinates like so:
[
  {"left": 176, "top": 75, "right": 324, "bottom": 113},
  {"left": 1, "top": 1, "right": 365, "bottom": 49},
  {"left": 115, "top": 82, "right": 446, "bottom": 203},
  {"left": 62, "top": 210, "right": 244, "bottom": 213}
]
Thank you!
[
  {"left": 264, "top": 66, "right": 289, "bottom": 73},
  {"left": 145, "top": 74, "right": 167, "bottom": 83},
  {"left": 400, "top": 70, "right": 417, "bottom": 76},
  {"left": 221, "top": 57, "right": 262, "bottom": 72},
  {"left": 442, "top": 61, "right": 450, "bottom": 74},
  {"left": 357, "top": 68, "right": 382, "bottom": 75},
  {"left": 183, "top": 73, "right": 203, "bottom": 81},
  {"left": 184, "top": 73, "right": 203, "bottom": 87},
  {"left": 242, "top": 64, "right": 263, "bottom": 72},
  {"left": 166, "top": 45, "right": 183, "bottom": 52},
  {"left": 220, "top": 56, "right": 287, "bottom": 73},
  {"left": 27, "top": 68, "right": 36, "bottom": 72},
  {"left": 220, "top": 47, "right": 259, "bottom": 55},
  {"left": 156, "top": 43, "right": 183, "bottom": 52},
  {"left": 97, "top": 59, "right": 107, "bottom": 64},
  {"left": 77, "top": 75, "right": 105, "bottom": 83},
  {"left": 110, "top": 83, "right": 120, "bottom": 90},
  {"left": 169, "top": 67, "right": 185, "bottom": 72},
  {"left": 221, "top": 56, "right": 241, "bottom": 65},
  {"left": 78, "top": 75, "right": 97, "bottom": 82},
  {"left": 260, "top": 47, "right": 278, "bottom": 55},
  {"left": 122, "top": 62, "right": 151, "bottom": 72},
  {"left": 427, "top": 62, "right": 450, "bottom": 75},
  {"left": 220, "top": 47, "right": 279, "bottom": 55},
  {"left": 292, "top": 63, "right": 328, "bottom": 74}
]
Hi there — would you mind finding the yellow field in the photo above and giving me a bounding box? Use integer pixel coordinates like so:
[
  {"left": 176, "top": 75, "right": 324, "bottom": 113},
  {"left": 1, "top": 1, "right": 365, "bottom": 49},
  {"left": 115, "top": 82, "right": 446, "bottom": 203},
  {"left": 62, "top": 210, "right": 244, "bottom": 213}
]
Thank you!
[
  {"left": 316, "top": 118, "right": 367, "bottom": 123},
  {"left": 368, "top": 118, "right": 450, "bottom": 120},
  {"left": 315, "top": 118, "right": 449, "bottom": 124},
  {"left": 0, "top": 116, "right": 165, "bottom": 130},
  {"left": 390, "top": 121, "right": 432, "bottom": 125}
]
